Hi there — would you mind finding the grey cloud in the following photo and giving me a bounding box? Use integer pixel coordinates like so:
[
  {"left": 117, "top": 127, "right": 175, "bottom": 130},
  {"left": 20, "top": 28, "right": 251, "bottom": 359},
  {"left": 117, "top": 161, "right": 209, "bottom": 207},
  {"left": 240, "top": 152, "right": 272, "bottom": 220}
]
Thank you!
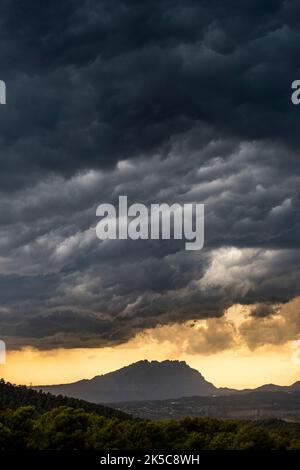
[
  {"left": 239, "top": 297, "right": 300, "bottom": 349},
  {"left": 0, "top": 1, "right": 300, "bottom": 349},
  {"left": 1, "top": 1, "right": 300, "bottom": 190},
  {"left": 0, "top": 132, "right": 299, "bottom": 348},
  {"left": 250, "top": 303, "right": 281, "bottom": 318}
]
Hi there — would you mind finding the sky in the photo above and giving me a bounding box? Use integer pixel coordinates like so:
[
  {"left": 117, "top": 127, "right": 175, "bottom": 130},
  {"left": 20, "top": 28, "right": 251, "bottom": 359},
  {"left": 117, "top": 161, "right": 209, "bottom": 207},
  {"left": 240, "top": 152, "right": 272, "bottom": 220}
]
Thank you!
[{"left": 0, "top": 0, "right": 300, "bottom": 387}]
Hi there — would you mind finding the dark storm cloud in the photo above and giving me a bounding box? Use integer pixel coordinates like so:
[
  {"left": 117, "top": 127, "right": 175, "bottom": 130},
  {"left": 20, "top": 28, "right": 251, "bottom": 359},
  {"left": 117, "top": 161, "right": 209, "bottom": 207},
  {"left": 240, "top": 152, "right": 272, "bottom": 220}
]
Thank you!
[
  {"left": 1, "top": 0, "right": 300, "bottom": 189},
  {"left": 0, "top": 1, "right": 300, "bottom": 348}
]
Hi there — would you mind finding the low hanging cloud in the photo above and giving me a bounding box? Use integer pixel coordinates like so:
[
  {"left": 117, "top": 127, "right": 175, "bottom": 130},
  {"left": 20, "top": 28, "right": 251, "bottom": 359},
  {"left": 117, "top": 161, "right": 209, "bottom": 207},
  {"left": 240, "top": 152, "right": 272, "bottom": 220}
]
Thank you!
[
  {"left": 250, "top": 303, "right": 281, "bottom": 318},
  {"left": 130, "top": 297, "right": 300, "bottom": 357},
  {"left": 239, "top": 297, "right": 300, "bottom": 350}
]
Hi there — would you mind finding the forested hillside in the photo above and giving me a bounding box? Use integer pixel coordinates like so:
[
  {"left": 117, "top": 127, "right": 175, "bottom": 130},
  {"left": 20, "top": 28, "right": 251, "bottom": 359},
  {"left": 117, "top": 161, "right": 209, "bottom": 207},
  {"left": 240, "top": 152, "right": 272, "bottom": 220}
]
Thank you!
[
  {"left": 0, "top": 405, "right": 300, "bottom": 450},
  {"left": 2, "top": 379, "right": 300, "bottom": 450},
  {"left": 0, "top": 379, "right": 130, "bottom": 419}
]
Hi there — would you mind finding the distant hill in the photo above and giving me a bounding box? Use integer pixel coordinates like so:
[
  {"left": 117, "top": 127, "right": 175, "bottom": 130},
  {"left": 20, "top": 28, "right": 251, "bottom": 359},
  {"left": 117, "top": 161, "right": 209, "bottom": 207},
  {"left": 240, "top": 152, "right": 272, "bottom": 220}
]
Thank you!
[
  {"left": 0, "top": 379, "right": 130, "bottom": 419},
  {"left": 33, "top": 360, "right": 218, "bottom": 403},
  {"left": 253, "top": 381, "right": 300, "bottom": 393}
]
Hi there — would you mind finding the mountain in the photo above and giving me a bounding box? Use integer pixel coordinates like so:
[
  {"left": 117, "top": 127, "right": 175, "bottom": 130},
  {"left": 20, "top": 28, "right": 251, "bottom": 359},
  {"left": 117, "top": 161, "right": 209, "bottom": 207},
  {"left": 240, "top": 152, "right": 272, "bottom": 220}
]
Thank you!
[
  {"left": 32, "top": 360, "right": 300, "bottom": 404},
  {"left": 33, "top": 360, "right": 218, "bottom": 403}
]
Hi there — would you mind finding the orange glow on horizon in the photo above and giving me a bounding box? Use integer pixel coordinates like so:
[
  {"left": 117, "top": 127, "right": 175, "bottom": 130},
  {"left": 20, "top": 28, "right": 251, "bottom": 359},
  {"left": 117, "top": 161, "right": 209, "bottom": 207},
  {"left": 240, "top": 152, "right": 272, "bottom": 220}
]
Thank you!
[{"left": 1, "top": 302, "right": 300, "bottom": 389}]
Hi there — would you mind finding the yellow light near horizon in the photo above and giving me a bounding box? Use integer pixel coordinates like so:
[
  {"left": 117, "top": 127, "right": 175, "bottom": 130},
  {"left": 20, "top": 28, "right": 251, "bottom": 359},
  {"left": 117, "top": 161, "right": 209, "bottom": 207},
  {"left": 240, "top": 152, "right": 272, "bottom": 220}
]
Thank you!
[
  {"left": 1, "top": 301, "right": 300, "bottom": 389},
  {"left": 0, "top": 337, "right": 299, "bottom": 390}
]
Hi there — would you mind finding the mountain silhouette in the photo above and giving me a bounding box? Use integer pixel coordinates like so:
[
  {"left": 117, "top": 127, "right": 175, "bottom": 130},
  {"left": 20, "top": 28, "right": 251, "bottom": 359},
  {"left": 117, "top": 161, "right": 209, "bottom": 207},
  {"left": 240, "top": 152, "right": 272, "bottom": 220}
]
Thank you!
[
  {"left": 246, "top": 381, "right": 300, "bottom": 393},
  {"left": 34, "top": 360, "right": 218, "bottom": 403},
  {"left": 33, "top": 360, "right": 300, "bottom": 404}
]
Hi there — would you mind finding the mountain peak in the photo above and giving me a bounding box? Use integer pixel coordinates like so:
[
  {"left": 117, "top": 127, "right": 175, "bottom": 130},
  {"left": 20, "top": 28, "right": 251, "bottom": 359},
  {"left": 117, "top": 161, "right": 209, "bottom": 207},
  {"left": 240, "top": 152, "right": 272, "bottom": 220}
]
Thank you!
[
  {"left": 35, "top": 359, "right": 216, "bottom": 403},
  {"left": 129, "top": 359, "right": 189, "bottom": 368}
]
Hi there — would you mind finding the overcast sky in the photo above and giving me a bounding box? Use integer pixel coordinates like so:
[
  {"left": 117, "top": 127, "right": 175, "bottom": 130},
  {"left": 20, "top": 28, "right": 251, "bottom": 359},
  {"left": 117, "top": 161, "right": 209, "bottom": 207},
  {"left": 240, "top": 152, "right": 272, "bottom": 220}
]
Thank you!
[{"left": 0, "top": 0, "right": 300, "bottom": 356}]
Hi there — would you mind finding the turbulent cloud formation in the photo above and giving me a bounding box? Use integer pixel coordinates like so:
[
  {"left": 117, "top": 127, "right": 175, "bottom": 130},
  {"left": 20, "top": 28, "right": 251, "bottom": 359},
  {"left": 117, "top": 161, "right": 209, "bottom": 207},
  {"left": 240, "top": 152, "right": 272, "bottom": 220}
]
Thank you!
[
  {"left": 0, "top": 1, "right": 300, "bottom": 349},
  {"left": 239, "top": 297, "right": 300, "bottom": 349},
  {"left": 1, "top": 0, "right": 300, "bottom": 187}
]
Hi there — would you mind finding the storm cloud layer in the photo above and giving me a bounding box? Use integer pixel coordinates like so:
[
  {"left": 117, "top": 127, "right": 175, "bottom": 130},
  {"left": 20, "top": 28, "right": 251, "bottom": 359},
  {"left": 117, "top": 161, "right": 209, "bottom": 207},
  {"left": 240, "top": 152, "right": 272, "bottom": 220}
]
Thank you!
[{"left": 0, "top": 0, "right": 300, "bottom": 349}]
